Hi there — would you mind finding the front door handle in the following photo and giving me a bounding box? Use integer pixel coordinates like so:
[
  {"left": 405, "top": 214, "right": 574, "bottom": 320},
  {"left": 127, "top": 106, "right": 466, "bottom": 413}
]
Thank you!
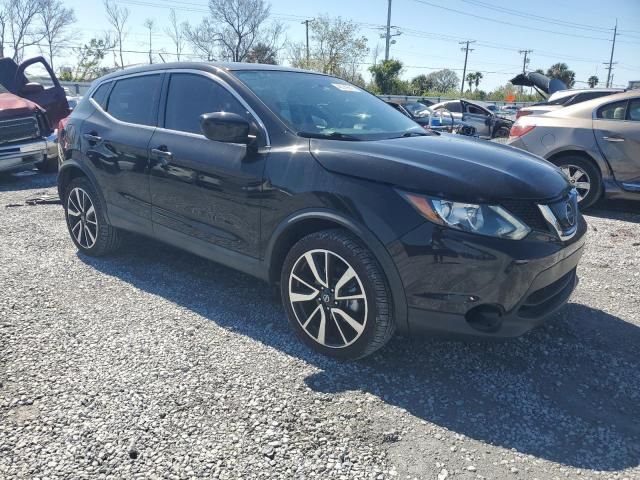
[
  {"left": 83, "top": 132, "right": 102, "bottom": 143},
  {"left": 603, "top": 136, "right": 624, "bottom": 142},
  {"left": 151, "top": 147, "right": 173, "bottom": 167}
]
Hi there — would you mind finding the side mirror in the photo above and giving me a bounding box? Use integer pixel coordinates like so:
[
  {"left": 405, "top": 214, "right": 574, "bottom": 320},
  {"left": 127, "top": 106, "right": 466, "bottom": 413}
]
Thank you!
[
  {"left": 20, "top": 82, "right": 45, "bottom": 95},
  {"left": 200, "top": 112, "right": 251, "bottom": 144}
]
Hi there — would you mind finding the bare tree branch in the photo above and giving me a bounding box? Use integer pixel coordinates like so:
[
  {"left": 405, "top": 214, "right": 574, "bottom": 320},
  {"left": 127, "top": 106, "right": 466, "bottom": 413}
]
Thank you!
[
  {"left": 5, "top": 0, "right": 45, "bottom": 62},
  {"left": 164, "top": 9, "right": 184, "bottom": 61},
  {"left": 143, "top": 17, "right": 154, "bottom": 64},
  {"left": 183, "top": 18, "right": 218, "bottom": 61},
  {"left": 39, "top": 0, "right": 76, "bottom": 71},
  {"left": 103, "top": 0, "right": 129, "bottom": 69}
]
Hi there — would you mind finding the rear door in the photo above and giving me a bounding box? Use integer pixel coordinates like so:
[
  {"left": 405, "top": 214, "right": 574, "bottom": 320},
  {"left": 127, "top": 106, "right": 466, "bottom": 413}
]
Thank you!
[
  {"left": 16, "top": 57, "right": 70, "bottom": 128},
  {"left": 593, "top": 97, "right": 640, "bottom": 189},
  {"left": 80, "top": 73, "right": 163, "bottom": 232}
]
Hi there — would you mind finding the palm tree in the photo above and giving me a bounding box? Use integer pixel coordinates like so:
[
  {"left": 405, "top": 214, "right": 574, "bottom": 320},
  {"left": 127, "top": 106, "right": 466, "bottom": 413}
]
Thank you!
[
  {"left": 465, "top": 72, "right": 476, "bottom": 93},
  {"left": 588, "top": 75, "right": 599, "bottom": 88},
  {"left": 546, "top": 63, "right": 576, "bottom": 88},
  {"left": 473, "top": 71, "right": 483, "bottom": 90}
]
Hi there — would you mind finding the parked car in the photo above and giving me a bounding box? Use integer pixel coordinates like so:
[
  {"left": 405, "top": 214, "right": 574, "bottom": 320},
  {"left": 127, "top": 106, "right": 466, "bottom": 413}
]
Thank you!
[
  {"left": 59, "top": 63, "right": 586, "bottom": 359},
  {"left": 0, "top": 56, "right": 69, "bottom": 173},
  {"left": 430, "top": 99, "right": 514, "bottom": 138},
  {"left": 385, "top": 101, "right": 477, "bottom": 136},
  {"left": 508, "top": 90, "right": 640, "bottom": 208}
]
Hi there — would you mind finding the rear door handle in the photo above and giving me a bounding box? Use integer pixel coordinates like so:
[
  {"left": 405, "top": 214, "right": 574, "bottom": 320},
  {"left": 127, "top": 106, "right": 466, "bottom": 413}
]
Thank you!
[
  {"left": 83, "top": 132, "right": 102, "bottom": 143},
  {"left": 603, "top": 136, "right": 624, "bottom": 142}
]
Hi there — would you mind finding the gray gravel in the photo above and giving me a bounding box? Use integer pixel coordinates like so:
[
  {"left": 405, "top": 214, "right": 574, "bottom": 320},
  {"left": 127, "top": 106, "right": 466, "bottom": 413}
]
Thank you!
[{"left": 1, "top": 171, "right": 639, "bottom": 480}]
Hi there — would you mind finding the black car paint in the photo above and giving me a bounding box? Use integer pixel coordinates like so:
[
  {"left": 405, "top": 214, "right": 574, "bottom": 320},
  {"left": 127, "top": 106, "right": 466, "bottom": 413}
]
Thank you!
[{"left": 59, "top": 63, "right": 585, "bottom": 338}]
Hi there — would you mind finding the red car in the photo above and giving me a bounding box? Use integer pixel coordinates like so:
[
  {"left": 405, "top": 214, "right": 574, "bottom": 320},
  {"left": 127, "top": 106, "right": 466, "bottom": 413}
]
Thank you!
[{"left": 0, "top": 56, "right": 70, "bottom": 173}]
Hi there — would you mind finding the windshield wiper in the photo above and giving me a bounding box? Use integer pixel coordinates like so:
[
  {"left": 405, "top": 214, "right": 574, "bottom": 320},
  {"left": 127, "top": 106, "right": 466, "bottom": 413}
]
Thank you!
[{"left": 297, "top": 131, "right": 361, "bottom": 141}]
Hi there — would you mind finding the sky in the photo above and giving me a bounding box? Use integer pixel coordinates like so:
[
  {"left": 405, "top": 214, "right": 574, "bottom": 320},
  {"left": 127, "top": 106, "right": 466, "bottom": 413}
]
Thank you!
[{"left": 16, "top": 0, "right": 640, "bottom": 91}]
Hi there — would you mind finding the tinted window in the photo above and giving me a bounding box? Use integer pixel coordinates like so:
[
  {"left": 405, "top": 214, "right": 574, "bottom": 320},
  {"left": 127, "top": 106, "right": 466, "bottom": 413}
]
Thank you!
[
  {"left": 628, "top": 99, "right": 640, "bottom": 121},
  {"left": 91, "top": 82, "right": 111, "bottom": 109},
  {"left": 467, "top": 105, "right": 487, "bottom": 115},
  {"left": 106, "top": 75, "right": 162, "bottom": 126},
  {"left": 597, "top": 100, "right": 627, "bottom": 120},
  {"left": 164, "top": 73, "right": 248, "bottom": 134},
  {"left": 445, "top": 101, "right": 462, "bottom": 113}
]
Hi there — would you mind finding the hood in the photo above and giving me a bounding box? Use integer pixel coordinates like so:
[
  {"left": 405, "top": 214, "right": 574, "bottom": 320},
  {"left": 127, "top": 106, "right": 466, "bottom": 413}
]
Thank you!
[
  {"left": 0, "top": 92, "right": 41, "bottom": 119},
  {"left": 309, "top": 134, "right": 570, "bottom": 202},
  {"left": 510, "top": 72, "right": 566, "bottom": 95}
]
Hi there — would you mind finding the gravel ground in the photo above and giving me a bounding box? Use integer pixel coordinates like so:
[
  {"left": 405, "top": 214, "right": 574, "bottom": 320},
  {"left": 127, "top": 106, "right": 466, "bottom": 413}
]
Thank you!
[{"left": 1, "top": 171, "right": 639, "bottom": 480}]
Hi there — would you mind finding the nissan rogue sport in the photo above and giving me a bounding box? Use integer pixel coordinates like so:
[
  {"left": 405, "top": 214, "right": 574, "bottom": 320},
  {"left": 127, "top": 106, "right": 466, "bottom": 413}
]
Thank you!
[{"left": 58, "top": 63, "right": 587, "bottom": 359}]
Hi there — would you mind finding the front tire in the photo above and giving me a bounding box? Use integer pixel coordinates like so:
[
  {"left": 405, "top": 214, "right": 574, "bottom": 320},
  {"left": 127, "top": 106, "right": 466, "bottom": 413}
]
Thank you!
[
  {"left": 281, "top": 230, "right": 395, "bottom": 360},
  {"left": 64, "top": 177, "right": 121, "bottom": 256}
]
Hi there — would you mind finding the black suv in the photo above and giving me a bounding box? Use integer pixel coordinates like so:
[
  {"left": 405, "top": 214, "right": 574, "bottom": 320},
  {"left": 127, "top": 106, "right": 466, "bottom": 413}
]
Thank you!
[{"left": 58, "top": 63, "right": 587, "bottom": 359}]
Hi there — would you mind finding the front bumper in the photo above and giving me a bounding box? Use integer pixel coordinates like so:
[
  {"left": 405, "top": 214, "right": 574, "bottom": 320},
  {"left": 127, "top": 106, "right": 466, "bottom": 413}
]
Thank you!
[
  {"left": 0, "top": 138, "right": 50, "bottom": 173},
  {"left": 391, "top": 217, "right": 587, "bottom": 338}
]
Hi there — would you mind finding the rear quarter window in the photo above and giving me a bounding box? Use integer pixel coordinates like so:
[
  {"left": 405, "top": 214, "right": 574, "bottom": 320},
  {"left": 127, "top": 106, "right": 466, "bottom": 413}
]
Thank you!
[
  {"left": 91, "top": 82, "right": 111, "bottom": 109},
  {"left": 597, "top": 100, "right": 627, "bottom": 120}
]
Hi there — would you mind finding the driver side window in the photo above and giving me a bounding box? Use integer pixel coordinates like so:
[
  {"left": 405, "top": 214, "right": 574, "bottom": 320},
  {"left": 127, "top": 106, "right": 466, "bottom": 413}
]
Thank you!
[{"left": 164, "top": 73, "right": 249, "bottom": 135}]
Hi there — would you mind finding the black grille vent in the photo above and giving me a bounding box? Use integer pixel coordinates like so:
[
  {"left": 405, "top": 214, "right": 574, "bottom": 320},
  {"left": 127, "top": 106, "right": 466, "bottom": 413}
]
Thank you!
[
  {"left": 499, "top": 199, "right": 549, "bottom": 232},
  {"left": 0, "top": 116, "right": 40, "bottom": 145}
]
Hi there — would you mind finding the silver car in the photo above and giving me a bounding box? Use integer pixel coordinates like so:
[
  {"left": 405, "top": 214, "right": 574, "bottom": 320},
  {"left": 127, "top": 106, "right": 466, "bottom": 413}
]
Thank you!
[{"left": 507, "top": 91, "right": 640, "bottom": 208}]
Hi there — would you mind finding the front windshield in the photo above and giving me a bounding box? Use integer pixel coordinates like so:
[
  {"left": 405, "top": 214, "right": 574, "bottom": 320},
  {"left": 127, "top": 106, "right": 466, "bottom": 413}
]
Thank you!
[
  {"left": 405, "top": 103, "right": 431, "bottom": 117},
  {"left": 234, "top": 70, "right": 424, "bottom": 140}
]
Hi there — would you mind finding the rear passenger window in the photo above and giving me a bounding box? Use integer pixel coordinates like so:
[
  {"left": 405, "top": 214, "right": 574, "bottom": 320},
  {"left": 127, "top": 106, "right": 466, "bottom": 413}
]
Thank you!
[
  {"left": 164, "top": 73, "right": 248, "bottom": 135},
  {"left": 91, "top": 82, "right": 111, "bottom": 109},
  {"left": 597, "top": 100, "right": 627, "bottom": 120},
  {"left": 107, "top": 75, "right": 162, "bottom": 126}
]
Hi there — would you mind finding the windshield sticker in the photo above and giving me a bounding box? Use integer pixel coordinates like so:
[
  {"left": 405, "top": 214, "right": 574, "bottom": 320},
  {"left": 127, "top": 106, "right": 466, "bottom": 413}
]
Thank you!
[{"left": 332, "top": 83, "right": 360, "bottom": 92}]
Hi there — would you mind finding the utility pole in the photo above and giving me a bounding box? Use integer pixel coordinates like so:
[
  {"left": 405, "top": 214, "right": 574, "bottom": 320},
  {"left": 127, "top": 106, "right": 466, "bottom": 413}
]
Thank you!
[
  {"left": 605, "top": 19, "right": 618, "bottom": 88},
  {"left": 385, "top": 0, "right": 392, "bottom": 61},
  {"left": 518, "top": 49, "right": 532, "bottom": 93},
  {"left": 302, "top": 19, "right": 314, "bottom": 64},
  {"left": 459, "top": 40, "right": 475, "bottom": 95}
]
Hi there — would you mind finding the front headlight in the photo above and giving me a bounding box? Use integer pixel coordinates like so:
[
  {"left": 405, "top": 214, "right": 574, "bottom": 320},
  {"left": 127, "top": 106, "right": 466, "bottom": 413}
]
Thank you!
[{"left": 400, "top": 192, "right": 531, "bottom": 240}]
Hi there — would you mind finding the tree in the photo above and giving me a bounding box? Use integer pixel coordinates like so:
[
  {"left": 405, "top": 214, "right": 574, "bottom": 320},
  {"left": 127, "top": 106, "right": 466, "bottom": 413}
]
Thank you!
[
  {"left": 546, "top": 62, "right": 575, "bottom": 88},
  {"left": 0, "top": 6, "right": 7, "bottom": 58},
  {"left": 473, "top": 71, "right": 483, "bottom": 90},
  {"left": 38, "top": 0, "right": 76, "bottom": 71},
  {"left": 103, "top": 0, "right": 129, "bottom": 69},
  {"left": 209, "top": 0, "right": 274, "bottom": 62},
  {"left": 61, "top": 35, "right": 115, "bottom": 81},
  {"left": 427, "top": 69, "right": 459, "bottom": 92},
  {"left": 465, "top": 72, "right": 475, "bottom": 92},
  {"left": 246, "top": 42, "right": 276, "bottom": 64},
  {"left": 290, "top": 15, "right": 368, "bottom": 84},
  {"left": 143, "top": 18, "right": 154, "bottom": 64},
  {"left": 588, "top": 75, "right": 599, "bottom": 88},
  {"left": 410, "top": 74, "right": 434, "bottom": 95},
  {"left": 369, "top": 59, "right": 403, "bottom": 94},
  {"left": 4, "top": 0, "right": 44, "bottom": 62},
  {"left": 183, "top": 18, "right": 218, "bottom": 61},
  {"left": 165, "top": 9, "right": 184, "bottom": 61}
]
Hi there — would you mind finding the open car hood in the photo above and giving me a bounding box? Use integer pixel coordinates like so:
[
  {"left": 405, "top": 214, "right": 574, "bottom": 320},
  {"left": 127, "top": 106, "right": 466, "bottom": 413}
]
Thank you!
[{"left": 510, "top": 72, "right": 567, "bottom": 95}]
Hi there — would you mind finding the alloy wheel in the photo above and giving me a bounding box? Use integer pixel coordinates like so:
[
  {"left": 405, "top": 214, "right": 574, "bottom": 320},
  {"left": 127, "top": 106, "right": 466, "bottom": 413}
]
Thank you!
[
  {"left": 67, "top": 187, "right": 98, "bottom": 249},
  {"left": 288, "top": 249, "right": 368, "bottom": 349},
  {"left": 561, "top": 164, "right": 591, "bottom": 202}
]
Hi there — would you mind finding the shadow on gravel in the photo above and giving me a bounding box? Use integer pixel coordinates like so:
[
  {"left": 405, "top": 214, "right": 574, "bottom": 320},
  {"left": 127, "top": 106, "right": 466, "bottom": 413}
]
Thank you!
[
  {"left": 0, "top": 171, "right": 57, "bottom": 193},
  {"left": 79, "top": 239, "right": 640, "bottom": 472},
  {"left": 585, "top": 198, "right": 640, "bottom": 224}
]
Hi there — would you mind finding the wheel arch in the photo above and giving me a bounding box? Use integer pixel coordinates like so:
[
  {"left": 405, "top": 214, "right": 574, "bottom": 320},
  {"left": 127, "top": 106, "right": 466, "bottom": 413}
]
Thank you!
[
  {"left": 546, "top": 148, "right": 610, "bottom": 178},
  {"left": 57, "top": 161, "right": 107, "bottom": 214},
  {"left": 265, "top": 210, "right": 409, "bottom": 334}
]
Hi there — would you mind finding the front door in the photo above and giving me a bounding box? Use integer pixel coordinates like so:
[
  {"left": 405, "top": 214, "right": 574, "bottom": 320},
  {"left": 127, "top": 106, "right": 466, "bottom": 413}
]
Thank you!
[
  {"left": 148, "top": 72, "right": 266, "bottom": 258},
  {"left": 593, "top": 97, "right": 640, "bottom": 189},
  {"left": 462, "top": 101, "right": 491, "bottom": 137},
  {"left": 80, "top": 73, "right": 163, "bottom": 231}
]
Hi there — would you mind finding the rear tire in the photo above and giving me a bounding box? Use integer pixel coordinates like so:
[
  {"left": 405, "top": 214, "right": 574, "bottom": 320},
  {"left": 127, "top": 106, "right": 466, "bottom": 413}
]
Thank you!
[
  {"left": 281, "top": 229, "right": 395, "bottom": 360},
  {"left": 550, "top": 155, "right": 602, "bottom": 209},
  {"left": 64, "top": 177, "right": 121, "bottom": 256}
]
